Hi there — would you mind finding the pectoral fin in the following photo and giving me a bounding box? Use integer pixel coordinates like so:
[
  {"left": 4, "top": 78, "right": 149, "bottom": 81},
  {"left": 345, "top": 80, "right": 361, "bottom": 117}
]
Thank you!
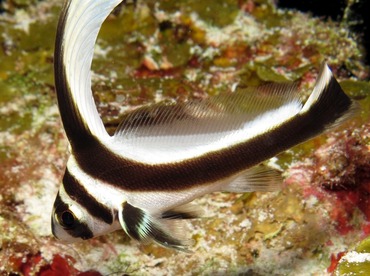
[{"left": 118, "top": 202, "right": 200, "bottom": 252}]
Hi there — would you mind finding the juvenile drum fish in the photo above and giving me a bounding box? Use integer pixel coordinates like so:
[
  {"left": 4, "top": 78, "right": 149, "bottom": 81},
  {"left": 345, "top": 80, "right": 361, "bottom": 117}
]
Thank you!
[{"left": 51, "top": 0, "right": 358, "bottom": 251}]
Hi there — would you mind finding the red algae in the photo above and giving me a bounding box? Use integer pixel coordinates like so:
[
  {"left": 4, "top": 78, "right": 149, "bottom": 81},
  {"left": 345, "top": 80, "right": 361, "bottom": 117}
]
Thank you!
[
  {"left": 7, "top": 253, "right": 103, "bottom": 276},
  {"left": 362, "top": 223, "right": 370, "bottom": 237},
  {"left": 39, "top": 254, "right": 102, "bottom": 276},
  {"left": 327, "top": 251, "right": 346, "bottom": 273},
  {"left": 288, "top": 123, "right": 370, "bottom": 236},
  {"left": 286, "top": 122, "right": 370, "bottom": 274},
  {"left": 8, "top": 253, "right": 43, "bottom": 276}
]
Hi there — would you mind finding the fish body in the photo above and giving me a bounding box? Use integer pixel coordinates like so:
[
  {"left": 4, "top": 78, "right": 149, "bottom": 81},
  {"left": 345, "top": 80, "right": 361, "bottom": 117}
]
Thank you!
[{"left": 51, "top": 0, "right": 358, "bottom": 251}]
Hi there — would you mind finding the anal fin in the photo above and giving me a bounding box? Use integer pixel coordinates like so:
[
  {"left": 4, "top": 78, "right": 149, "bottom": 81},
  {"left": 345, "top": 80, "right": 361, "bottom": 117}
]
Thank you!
[
  {"left": 119, "top": 202, "right": 195, "bottom": 252},
  {"left": 161, "top": 203, "right": 204, "bottom": 220},
  {"left": 225, "top": 164, "right": 283, "bottom": 193}
]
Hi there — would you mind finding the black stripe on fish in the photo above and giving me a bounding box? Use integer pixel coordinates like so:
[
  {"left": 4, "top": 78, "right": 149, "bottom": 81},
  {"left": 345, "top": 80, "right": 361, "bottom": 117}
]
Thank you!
[
  {"left": 63, "top": 169, "right": 114, "bottom": 224},
  {"left": 52, "top": 193, "right": 94, "bottom": 240},
  {"left": 73, "top": 68, "right": 357, "bottom": 192}
]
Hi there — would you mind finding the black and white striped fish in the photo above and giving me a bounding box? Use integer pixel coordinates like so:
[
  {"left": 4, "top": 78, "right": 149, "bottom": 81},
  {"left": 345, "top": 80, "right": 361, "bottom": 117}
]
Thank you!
[{"left": 51, "top": 0, "right": 359, "bottom": 251}]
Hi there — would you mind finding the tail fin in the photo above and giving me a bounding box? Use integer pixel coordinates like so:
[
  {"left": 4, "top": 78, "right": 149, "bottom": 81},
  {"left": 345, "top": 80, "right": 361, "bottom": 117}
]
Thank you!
[
  {"left": 225, "top": 63, "right": 360, "bottom": 170},
  {"left": 300, "top": 63, "right": 359, "bottom": 130}
]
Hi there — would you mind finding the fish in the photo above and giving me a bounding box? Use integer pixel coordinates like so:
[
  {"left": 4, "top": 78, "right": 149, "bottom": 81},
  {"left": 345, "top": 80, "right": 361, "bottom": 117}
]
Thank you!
[{"left": 51, "top": 0, "right": 359, "bottom": 251}]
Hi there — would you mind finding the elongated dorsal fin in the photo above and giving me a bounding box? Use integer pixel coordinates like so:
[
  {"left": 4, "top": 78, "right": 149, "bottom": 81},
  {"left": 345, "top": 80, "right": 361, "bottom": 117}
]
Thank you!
[{"left": 55, "top": 0, "right": 123, "bottom": 146}]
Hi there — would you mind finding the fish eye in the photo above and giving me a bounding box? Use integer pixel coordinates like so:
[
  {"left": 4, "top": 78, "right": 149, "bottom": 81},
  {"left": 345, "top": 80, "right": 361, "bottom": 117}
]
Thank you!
[{"left": 58, "top": 210, "right": 76, "bottom": 228}]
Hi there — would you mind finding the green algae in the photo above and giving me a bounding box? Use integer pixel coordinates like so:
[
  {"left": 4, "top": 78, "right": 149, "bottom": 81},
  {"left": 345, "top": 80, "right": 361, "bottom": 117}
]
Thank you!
[
  {"left": 340, "top": 79, "right": 370, "bottom": 123},
  {"left": 0, "top": 3, "right": 57, "bottom": 135},
  {"left": 338, "top": 262, "right": 370, "bottom": 276},
  {"left": 19, "top": 22, "right": 57, "bottom": 52},
  {"left": 355, "top": 237, "right": 370, "bottom": 253},
  {"left": 340, "top": 80, "right": 370, "bottom": 100},
  {"left": 336, "top": 237, "right": 370, "bottom": 275},
  {"left": 106, "top": 252, "right": 139, "bottom": 275},
  {"left": 255, "top": 63, "right": 292, "bottom": 82},
  {"left": 0, "top": 73, "right": 55, "bottom": 134},
  {"left": 155, "top": 0, "right": 240, "bottom": 27},
  {"left": 2, "top": 0, "right": 38, "bottom": 10}
]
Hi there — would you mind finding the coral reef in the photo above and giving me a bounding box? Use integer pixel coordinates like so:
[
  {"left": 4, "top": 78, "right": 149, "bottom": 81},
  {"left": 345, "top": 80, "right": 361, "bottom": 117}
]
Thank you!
[{"left": 0, "top": 0, "right": 369, "bottom": 274}]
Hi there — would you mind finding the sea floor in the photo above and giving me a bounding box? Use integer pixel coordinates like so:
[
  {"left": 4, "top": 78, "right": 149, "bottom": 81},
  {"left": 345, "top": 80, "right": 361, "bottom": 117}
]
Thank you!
[{"left": 0, "top": 0, "right": 369, "bottom": 275}]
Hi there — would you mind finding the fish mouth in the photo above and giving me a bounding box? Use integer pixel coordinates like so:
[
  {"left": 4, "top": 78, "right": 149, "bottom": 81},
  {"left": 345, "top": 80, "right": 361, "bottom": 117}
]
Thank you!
[
  {"left": 51, "top": 211, "right": 62, "bottom": 240},
  {"left": 51, "top": 220, "right": 59, "bottom": 240}
]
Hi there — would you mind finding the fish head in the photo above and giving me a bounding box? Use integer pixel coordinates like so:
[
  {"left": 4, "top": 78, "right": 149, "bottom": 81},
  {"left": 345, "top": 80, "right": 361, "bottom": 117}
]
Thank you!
[
  {"left": 51, "top": 169, "right": 120, "bottom": 242},
  {"left": 51, "top": 190, "right": 95, "bottom": 242},
  {"left": 51, "top": 152, "right": 121, "bottom": 242}
]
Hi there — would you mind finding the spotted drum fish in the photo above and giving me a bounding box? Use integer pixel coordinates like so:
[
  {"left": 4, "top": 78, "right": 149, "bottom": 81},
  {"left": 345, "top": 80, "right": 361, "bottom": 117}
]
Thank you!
[{"left": 51, "top": 0, "right": 359, "bottom": 251}]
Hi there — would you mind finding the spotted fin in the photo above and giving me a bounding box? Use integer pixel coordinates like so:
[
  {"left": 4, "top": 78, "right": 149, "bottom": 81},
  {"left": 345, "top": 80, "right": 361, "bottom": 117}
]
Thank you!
[{"left": 118, "top": 202, "right": 201, "bottom": 251}]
